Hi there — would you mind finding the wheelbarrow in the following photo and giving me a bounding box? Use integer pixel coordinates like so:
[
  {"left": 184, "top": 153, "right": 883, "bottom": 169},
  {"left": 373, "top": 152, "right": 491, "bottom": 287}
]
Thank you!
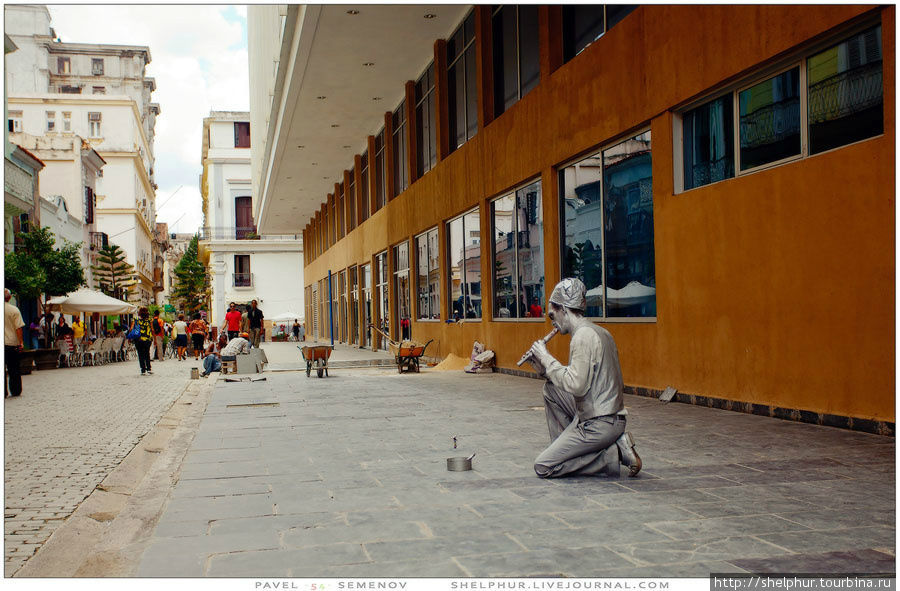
[
  {"left": 369, "top": 324, "right": 433, "bottom": 374},
  {"left": 298, "top": 344, "right": 333, "bottom": 378}
]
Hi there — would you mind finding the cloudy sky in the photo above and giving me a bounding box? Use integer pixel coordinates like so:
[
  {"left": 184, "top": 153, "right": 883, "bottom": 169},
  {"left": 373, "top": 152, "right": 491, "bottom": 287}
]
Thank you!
[{"left": 49, "top": 5, "right": 250, "bottom": 236}]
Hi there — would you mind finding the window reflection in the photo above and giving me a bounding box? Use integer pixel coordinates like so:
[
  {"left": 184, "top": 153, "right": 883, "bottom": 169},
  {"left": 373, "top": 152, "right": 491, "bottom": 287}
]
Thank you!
[
  {"left": 416, "top": 228, "right": 440, "bottom": 319},
  {"left": 808, "top": 25, "right": 883, "bottom": 154},
  {"left": 739, "top": 68, "right": 801, "bottom": 170},
  {"left": 447, "top": 210, "right": 481, "bottom": 320},
  {"left": 560, "top": 132, "right": 655, "bottom": 318},
  {"left": 491, "top": 180, "right": 544, "bottom": 319}
]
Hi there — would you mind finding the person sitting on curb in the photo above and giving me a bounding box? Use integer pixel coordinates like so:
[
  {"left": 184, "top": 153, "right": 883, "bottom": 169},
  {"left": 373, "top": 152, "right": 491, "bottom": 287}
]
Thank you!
[
  {"left": 200, "top": 332, "right": 251, "bottom": 377},
  {"left": 525, "top": 278, "right": 642, "bottom": 479}
]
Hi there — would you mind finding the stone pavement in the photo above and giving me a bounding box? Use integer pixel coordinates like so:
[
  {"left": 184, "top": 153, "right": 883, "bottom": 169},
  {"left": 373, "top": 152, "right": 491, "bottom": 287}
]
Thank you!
[
  {"left": 4, "top": 352, "right": 196, "bottom": 576},
  {"left": 136, "top": 353, "right": 895, "bottom": 577}
]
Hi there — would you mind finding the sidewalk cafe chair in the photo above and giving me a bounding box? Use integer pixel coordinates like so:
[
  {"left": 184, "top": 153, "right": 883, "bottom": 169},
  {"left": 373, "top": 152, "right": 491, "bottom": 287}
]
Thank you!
[
  {"left": 83, "top": 337, "right": 103, "bottom": 366},
  {"left": 57, "top": 340, "right": 75, "bottom": 367}
]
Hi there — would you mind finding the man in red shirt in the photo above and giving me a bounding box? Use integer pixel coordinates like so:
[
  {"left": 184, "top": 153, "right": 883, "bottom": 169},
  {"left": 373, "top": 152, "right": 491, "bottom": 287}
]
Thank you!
[{"left": 222, "top": 302, "right": 243, "bottom": 340}]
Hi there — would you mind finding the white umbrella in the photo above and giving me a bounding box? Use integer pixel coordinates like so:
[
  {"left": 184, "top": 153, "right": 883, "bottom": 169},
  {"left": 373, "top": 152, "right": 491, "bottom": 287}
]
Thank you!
[
  {"left": 47, "top": 288, "right": 136, "bottom": 315},
  {"left": 269, "top": 311, "right": 304, "bottom": 323},
  {"left": 606, "top": 281, "right": 656, "bottom": 308},
  {"left": 584, "top": 282, "right": 655, "bottom": 308}
]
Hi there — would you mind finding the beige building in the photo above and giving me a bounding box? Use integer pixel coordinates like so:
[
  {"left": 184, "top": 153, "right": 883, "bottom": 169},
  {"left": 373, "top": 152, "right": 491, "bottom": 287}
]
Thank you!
[{"left": 5, "top": 4, "right": 162, "bottom": 305}]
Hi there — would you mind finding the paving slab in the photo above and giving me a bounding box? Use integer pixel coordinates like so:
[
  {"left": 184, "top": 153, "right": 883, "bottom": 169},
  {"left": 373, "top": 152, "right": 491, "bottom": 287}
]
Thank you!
[{"left": 133, "top": 355, "right": 895, "bottom": 577}]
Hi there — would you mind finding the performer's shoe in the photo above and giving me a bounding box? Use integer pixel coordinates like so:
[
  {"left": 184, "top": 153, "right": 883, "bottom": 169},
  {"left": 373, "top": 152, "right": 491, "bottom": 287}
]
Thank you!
[{"left": 616, "top": 431, "right": 642, "bottom": 477}]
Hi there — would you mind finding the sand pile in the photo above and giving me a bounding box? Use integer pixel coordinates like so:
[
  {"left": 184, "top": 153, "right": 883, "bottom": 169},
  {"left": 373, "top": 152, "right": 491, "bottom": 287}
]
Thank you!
[{"left": 431, "top": 353, "right": 470, "bottom": 371}]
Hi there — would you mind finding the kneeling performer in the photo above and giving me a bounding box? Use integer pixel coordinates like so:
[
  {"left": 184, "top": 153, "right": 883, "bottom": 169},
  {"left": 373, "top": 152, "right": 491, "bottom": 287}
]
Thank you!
[{"left": 525, "top": 278, "right": 641, "bottom": 478}]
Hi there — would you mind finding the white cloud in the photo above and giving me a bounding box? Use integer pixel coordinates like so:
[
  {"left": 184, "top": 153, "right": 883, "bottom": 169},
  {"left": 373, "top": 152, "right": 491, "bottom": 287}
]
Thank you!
[{"left": 48, "top": 5, "right": 249, "bottom": 236}]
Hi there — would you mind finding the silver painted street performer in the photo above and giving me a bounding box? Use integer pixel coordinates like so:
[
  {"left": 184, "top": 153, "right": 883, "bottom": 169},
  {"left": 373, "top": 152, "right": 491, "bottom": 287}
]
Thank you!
[{"left": 524, "top": 278, "right": 642, "bottom": 478}]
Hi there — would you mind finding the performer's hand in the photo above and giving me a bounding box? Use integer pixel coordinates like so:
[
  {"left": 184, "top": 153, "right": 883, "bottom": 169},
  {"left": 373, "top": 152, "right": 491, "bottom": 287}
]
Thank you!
[{"left": 529, "top": 339, "right": 549, "bottom": 364}]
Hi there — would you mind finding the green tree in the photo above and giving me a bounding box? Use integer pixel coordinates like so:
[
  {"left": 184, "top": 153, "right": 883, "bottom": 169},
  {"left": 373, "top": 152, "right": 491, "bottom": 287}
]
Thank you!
[
  {"left": 171, "top": 234, "right": 209, "bottom": 317},
  {"left": 5, "top": 226, "right": 85, "bottom": 341},
  {"left": 91, "top": 242, "right": 136, "bottom": 300}
]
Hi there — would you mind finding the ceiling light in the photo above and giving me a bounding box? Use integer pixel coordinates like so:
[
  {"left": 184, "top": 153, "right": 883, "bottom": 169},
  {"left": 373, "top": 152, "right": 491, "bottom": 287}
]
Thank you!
[
  {"left": 424, "top": 13, "right": 436, "bottom": 19},
  {"left": 311, "top": 162, "right": 317, "bottom": 166},
  {"left": 372, "top": 97, "right": 382, "bottom": 101},
  {"left": 342, "top": 145, "right": 351, "bottom": 149},
  {"left": 330, "top": 124, "right": 339, "bottom": 128},
  {"left": 346, "top": 9, "right": 359, "bottom": 15},
  {"left": 297, "top": 145, "right": 304, "bottom": 148},
  {"left": 286, "top": 176, "right": 292, "bottom": 180},
  {"left": 363, "top": 62, "right": 374, "bottom": 67},
  {"left": 323, "top": 176, "right": 328, "bottom": 180},
  {"left": 316, "top": 96, "right": 326, "bottom": 100}
]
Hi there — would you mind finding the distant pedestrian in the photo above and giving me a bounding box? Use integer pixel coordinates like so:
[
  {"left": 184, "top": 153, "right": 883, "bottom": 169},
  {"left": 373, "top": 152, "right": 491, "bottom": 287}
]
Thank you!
[
  {"left": 72, "top": 316, "right": 85, "bottom": 348},
  {"left": 400, "top": 316, "right": 410, "bottom": 341},
  {"left": 28, "top": 318, "right": 40, "bottom": 350},
  {"left": 292, "top": 320, "right": 300, "bottom": 342},
  {"left": 247, "top": 300, "right": 264, "bottom": 347},
  {"left": 173, "top": 314, "right": 189, "bottom": 360},
  {"left": 299, "top": 322, "right": 305, "bottom": 342},
  {"left": 188, "top": 313, "right": 207, "bottom": 360},
  {"left": 199, "top": 333, "right": 228, "bottom": 377},
  {"left": 222, "top": 302, "right": 242, "bottom": 340},
  {"left": 5, "top": 289, "right": 25, "bottom": 398},
  {"left": 151, "top": 310, "right": 165, "bottom": 361},
  {"left": 131, "top": 307, "right": 153, "bottom": 375}
]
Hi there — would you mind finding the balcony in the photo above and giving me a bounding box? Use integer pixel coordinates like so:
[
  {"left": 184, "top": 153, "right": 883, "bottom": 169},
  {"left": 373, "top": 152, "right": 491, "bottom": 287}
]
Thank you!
[
  {"left": 233, "top": 272, "right": 253, "bottom": 288},
  {"left": 200, "top": 226, "right": 300, "bottom": 241},
  {"left": 90, "top": 231, "right": 109, "bottom": 251}
]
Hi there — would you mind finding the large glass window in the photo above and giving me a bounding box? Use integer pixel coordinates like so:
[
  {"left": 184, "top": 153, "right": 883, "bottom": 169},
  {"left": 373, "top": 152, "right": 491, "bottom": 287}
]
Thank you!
[
  {"left": 808, "top": 25, "right": 883, "bottom": 155},
  {"left": 560, "top": 131, "right": 655, "bottom": 319},
  {"left": 491, "top": 180, "right": 544, "bottom": 319},
  {"left": 447, "top": 209, "right": 482, "bottom": 320},
  {"left": 347, "top": 172, "right": 356, "bottom": 230},
  {"left": 337, "top": 186, "right": 345, "bottom": 239},
  {"left": 415, "top": 64, "right": 437, "bottom": 177},
  {"left": 416, "top": 228, "right": 440, "bottom": 320},
  {"left": 561, "top": 5, "right": 637, "bottom": 62},
  {"left": 360, "top": 152, "right": 370, "bottom": 223},
  {"left": 339, "top": 270, "right": 348, "bottom": 343},
  {"left": 739, "top": 67, "right": 801, "bottom": 171},
  {"left": 349, "top": 266, "right": 359, "bottom": 346},
  {"left": 448, "top": 10, "right": 478, "bottom": 152},
  {"left": 393, "top": 242, "right": 411, "bottom": 339},
  {"left": 361, "top": 263, "right": 372, "bottom": 348},
  {"left": 374, "top": 129, "right": 386, "bottom": 211},
  {"left": 492, "top": 5, "right": 540, "bottom": 117},
  {"left": 679, "top": 25, "right": 883, "bottom": 191},
  {"left": 392, "top": 102, "right": 408, "bottom": 197},
  {"left": 683, "top": 94, "right": 734, "bottom": 190},
  {"left": 375, "top": 251, "right": 389, "bottom": 350}
]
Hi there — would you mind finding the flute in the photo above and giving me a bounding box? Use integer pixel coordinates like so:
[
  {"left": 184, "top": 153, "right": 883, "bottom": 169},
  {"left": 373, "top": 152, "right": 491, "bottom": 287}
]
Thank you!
[{"left": 516, "top": 328, "right": 559, "bottom": 366}]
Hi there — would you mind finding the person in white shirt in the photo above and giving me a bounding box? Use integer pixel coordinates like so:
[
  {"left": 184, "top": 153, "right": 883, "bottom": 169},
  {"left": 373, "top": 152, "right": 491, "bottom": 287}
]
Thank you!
[
  {"left": 173, "top": 314, "right": 189, "bottom": 360},
  {"left": 5, "top": 289, "right": 25, "bottom": 398}
]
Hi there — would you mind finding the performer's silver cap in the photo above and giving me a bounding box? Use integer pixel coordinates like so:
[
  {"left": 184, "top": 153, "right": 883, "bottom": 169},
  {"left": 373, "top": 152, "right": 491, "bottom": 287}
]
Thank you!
[{"left": 549, "top": 278, "right": 586, "bottom": 311}]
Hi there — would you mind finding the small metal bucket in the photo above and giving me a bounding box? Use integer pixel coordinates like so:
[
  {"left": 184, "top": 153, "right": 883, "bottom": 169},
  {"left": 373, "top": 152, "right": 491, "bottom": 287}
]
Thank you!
[
  {"left": 446, "top": 452, "right": 476, "bottom": 471},
  {"left": 191, "top": 367, "right": 199, "bottom": 379}
]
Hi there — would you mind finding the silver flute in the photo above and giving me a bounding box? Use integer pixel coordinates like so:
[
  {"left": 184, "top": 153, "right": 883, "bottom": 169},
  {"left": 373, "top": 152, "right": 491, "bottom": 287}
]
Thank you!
[{"left": 516, "top": 328, "right": 559, "bottom": 366}]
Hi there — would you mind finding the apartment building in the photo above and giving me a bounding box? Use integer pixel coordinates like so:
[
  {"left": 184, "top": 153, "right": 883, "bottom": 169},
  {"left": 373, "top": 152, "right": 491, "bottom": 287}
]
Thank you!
[
  {"left": 199, "top": 111, "right": 304, "bottom": 330},
  {"left": 5, "top": 4, "right": 162, "bottom": 305}
]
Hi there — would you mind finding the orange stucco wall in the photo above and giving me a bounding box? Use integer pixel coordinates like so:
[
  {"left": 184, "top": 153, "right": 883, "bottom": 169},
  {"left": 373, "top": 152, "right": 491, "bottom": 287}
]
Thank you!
[{"left": 304, "top": 5, "right": 894, "bottom": 422}]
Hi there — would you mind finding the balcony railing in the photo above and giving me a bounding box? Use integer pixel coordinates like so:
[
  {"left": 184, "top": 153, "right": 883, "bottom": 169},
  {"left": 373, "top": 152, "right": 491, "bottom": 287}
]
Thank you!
[
  {"left": 233, "top": 272, "right": 253, "bottom": 287},
  {"left": 200, "top": 226, "right": 301, "bottom": 241},
  {"left": 90, "top": 231, "right": 109, "bottom": 251}
]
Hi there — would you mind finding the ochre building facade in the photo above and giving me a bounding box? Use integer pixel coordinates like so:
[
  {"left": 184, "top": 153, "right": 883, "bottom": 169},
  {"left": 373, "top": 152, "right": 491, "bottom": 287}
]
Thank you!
[{"left": 278, "top": 5, "right": 892, "bottom": 428}]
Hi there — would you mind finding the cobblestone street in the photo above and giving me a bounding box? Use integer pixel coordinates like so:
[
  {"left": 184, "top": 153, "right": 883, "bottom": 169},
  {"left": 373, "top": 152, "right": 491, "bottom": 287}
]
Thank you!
[{"left": 4, "top": 354, "right": 195, "bottom": 576}]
